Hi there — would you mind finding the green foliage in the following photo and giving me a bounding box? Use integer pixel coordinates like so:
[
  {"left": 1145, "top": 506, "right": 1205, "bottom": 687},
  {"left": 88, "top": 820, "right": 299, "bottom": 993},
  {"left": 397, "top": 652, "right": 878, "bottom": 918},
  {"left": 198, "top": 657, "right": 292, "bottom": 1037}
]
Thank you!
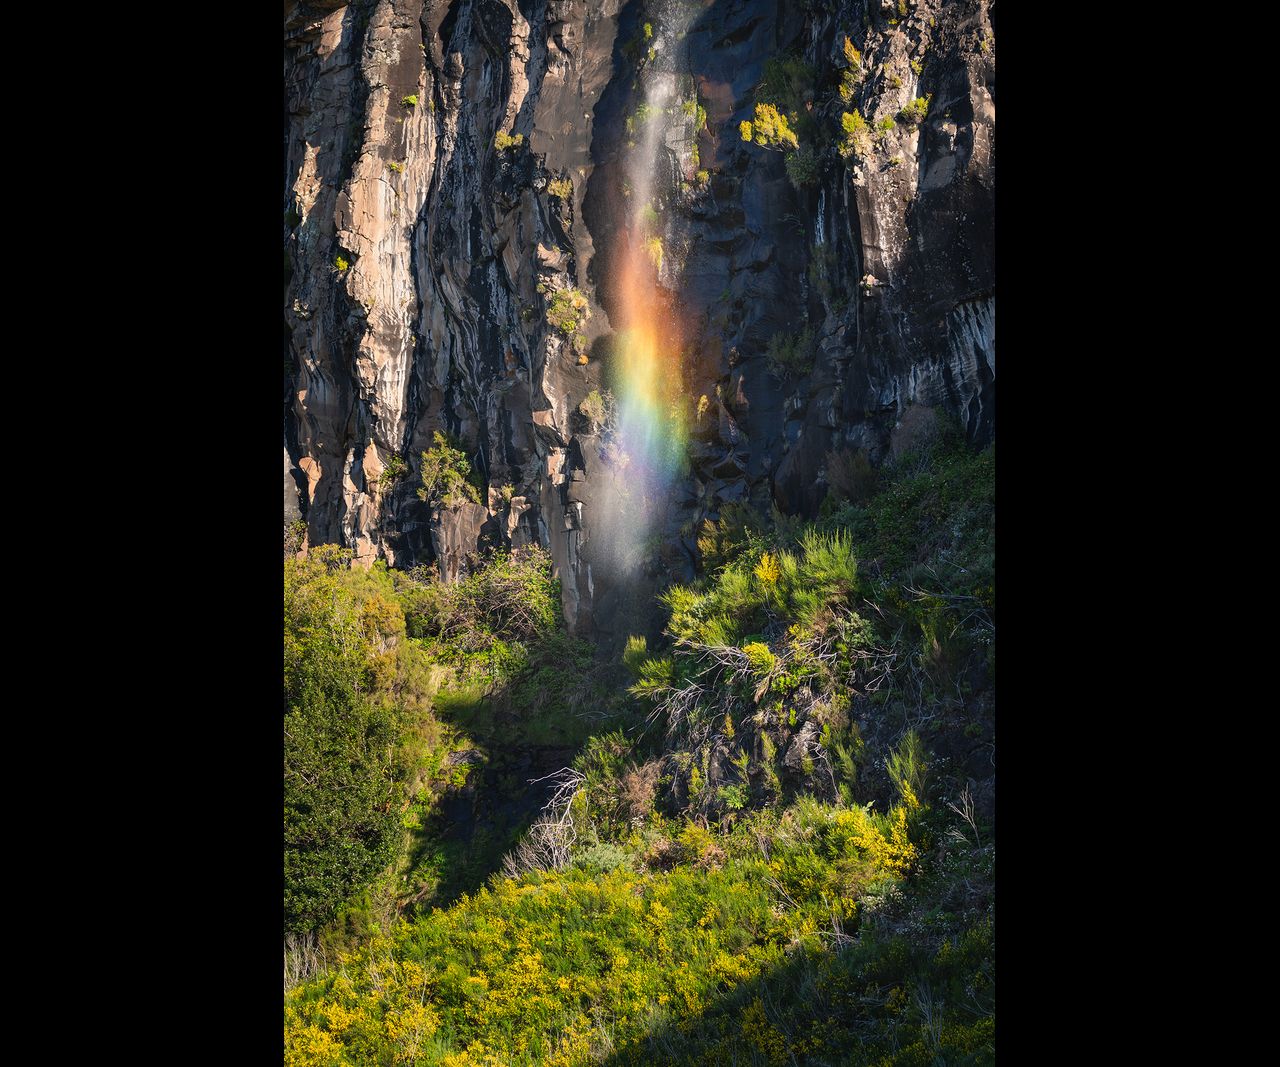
[
  {"left": 579, "top": 389, "right": 606, "bottom": 425},
  {"left": 378, "top": 453, "right": 407, "bottom": 489},
  {"left": 740, "top": 102, "right": 799, "bottom": 151},
  {"left": 765, "top": 325, "right": 814, "bottom": 378},
  {"left": 401, "top": 94, "right": 418, "bottom": 108},
  {"left": 494, "top": 129, "right": 524, "bottom": 151},
  {"left": 386, "top": 160, "right": 403, "bottom": 173},
  {"left": 759, "top": 54, "right": 815, "bottom": 122},
  {"left": 334, "top": 254, "right": 350, "bottom": 272},
  {"left": 417, "top": 431, "right": 480, "bottom": 509},
  {"left": 784, "top": 144, "right": 820, "bottom": 189},
  {"left": 623, "top": 634, "right": 650, "bottom": 675},
  {"left": 886, "top": 728, "right": 927, "bottom": 806},
  {"left": 283, "top": 558, "right": 425, "bottom": 933},
  {"left": 840, "top": 109, "right": 871, "bottom": 159},
  {"left": 898, "top": 94, "right": 932, "bottom": 125},
  {"left": 545, "top": 287, "right": 590, "bottom": 338},
  {"left": 547, "top": 176, "right": 572, "bottom": 202},
  {"left": 645, "top": 235, "right": 663, "bottom": 272}
]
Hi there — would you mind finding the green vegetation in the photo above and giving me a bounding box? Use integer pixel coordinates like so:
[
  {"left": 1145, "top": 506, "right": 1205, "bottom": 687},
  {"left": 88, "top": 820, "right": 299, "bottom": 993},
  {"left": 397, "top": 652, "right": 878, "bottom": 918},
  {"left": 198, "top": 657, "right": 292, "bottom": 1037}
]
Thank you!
[
  {"left": 765, "top": 325, "right": 815, "bottom": 378},
  {"left": 545, "top": 288, "right": 590, "bottom": 358},
  {"left": 418, "top": 431, "right": 481, "bottom": 509},
  {"left": 284, "top": 552, "right": 438, "bottom": 934},
  {"left": 387, "top": 160, "right": 403, "bottom": 173},
  {"left": 285, "top": 425, "right": 995, "bottom": 1064},
  {"left": 645, "top": 236, "right": 663, "bottom": 272},
  {"left": 578, "top": 389, "right": 606, "bottom": 426},
  {"left": 547, "top": 177, "right": 573, "bottom": 202},
  {"left": 840, "top": 110, "right": 871, "bottom": 159},
  {"left": 334, "top": 254, "right": 350, "bottom": 272},
  {"left": 402, "top": 94, "right": 418, "bottom": 108},
  {"left": 739, "top": 102, "right": 799, "bottom": 151},
  {"left": 784, "top": 144, "right": 820, "bottom": 189},
  {"left": 494, "top": 129, "right": 524, "bottom": 152},
  {"left": 898, "top": 95, "right": 932, "bottom": 125},
  {"left": 379, "top": 453, "right": 408, "bottom": 489}
]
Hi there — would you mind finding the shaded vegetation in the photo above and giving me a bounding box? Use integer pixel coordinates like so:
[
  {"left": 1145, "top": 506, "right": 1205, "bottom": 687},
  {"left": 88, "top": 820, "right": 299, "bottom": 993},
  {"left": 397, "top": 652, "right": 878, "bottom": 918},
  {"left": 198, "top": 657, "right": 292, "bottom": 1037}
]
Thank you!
[{"left": 285, "top": 429, "right": 995, "bottom": 1063}]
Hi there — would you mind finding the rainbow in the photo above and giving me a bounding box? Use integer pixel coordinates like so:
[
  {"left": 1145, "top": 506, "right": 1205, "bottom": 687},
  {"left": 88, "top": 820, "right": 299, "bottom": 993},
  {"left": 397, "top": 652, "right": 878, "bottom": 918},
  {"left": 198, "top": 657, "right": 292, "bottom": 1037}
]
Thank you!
[{"left": 609, "top": 225, "right": 688, "bottom": 502}]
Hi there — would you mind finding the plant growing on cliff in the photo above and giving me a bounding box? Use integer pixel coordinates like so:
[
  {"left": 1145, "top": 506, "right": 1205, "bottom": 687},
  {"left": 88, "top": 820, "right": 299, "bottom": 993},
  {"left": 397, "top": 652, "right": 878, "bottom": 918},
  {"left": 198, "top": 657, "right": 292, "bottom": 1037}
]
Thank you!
[
  {"left": 645, "top": 236, "right": 664, "bottom": 272},
  {"left": 494, "top": 129, "right": 524, "bottom": 152},
  {"left": 379, "top": 453, "right": 408, "bottom": 489},
  {"left": 766, "top": 326, "right": 815, "bottom": 379},
  {"left": 838, "top": 36, "right": 862, "bottom": 103},
  {"left": 785, "top": 145, "right": 820, "bottom": 189},
  {"left": 548, "top": 177, "right": 573, "bottom": 202},
  {"left": 739, "top": 103, "right": 799, "bottom": 151},
  {"left": 334, "top": 254, "right": 350, "bottom": 272},
  {"left": 578, "top": 389, "right": 607, "bottom": 426},
  {"left": 417, "top": 431, "right": 481, "bottom": 509},
  {"left": 401, "top": 94, "right": 418, "bottom": 108},
  {"left": 839, "top": 110, "right": 871, "bottom": 159},
  {"left": 898, "top": 94, "right": 932, "bottom": 125},
  {"left": 545, "top": 287, "right": 590, "bottom": 338}
]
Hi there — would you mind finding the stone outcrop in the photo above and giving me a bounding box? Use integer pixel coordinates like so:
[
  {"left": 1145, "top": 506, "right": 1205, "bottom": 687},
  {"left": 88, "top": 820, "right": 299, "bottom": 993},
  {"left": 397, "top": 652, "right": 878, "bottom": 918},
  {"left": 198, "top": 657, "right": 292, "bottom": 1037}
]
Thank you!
[{"left": 284, "top": 0, "right": 995, "bottom": 643}]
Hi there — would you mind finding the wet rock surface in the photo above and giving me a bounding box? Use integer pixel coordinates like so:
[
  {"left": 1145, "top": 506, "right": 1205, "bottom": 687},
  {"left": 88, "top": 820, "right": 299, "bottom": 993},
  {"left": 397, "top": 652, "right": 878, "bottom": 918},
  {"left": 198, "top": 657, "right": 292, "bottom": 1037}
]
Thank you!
[{"left": 284, "top": 0, "right": 994, "bottom": 642}]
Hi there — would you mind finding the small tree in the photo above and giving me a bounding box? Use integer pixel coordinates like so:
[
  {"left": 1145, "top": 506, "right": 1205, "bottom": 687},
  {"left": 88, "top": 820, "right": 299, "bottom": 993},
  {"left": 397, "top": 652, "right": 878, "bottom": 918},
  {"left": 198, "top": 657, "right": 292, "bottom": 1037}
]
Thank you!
[{"left": 418, "top": 431, "right": 480, "bottom": 509}]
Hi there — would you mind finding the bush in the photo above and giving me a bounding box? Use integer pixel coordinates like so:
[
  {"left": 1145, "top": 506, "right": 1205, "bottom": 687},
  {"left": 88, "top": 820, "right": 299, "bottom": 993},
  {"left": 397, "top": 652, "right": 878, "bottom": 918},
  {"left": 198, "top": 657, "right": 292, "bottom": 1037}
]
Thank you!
[
  {"left": 547, "top": 176, "right": 572, "bottom": 201},
  {"left": 765, "top": 325, "right": 814, "bottom": 378},
  {"left": 417, "top": 431, "right": 480, "bottom": 509},
  {"left": 784, "top": 144, "right": 820, "bottom": 188},
  {"left": 579, "top": 389, "right": 607, "bottom": 426},
  {"left": 401, "top": 94, "right": 418, "bottom": 108},
  {"left": 740, "top": 103, "right": 799, "bottom": 151},
  {"left": 545, "top": 287, "right": 590, "bottom": 337},
  {"left": 283, "top": 558, "right": 422, "bottom": 933},
  {"left": 840, "top": 110, "right": 871, "bottom": 159},
  {"left": 898, "top": 95, "right": 931, "bottom": 125},
  {"left": 494, "top": 129, "right": 524, "bottom": 151}
]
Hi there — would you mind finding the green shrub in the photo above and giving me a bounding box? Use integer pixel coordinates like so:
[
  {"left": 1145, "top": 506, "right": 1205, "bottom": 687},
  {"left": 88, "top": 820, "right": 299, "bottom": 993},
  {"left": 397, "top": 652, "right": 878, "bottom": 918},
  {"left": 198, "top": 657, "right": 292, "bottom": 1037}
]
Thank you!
[
  {"left": 898, "top": 95, "right": 932, "bottom": 125},
  {"left": 785, "top": 144, "right": 820, "bottom": 188},
  {"left": 547, "top": 176, "right": 572, "bottom": 201},
  {"left": 494, "top": 129, "right": 524, "bottom": 151},
  {"left": 739, "top": 102, "right": 799, "bottom": 151},
  {"left": 579, "top": 389, "right": 607, "bottom": 425},
  {"left": 417, "top": 431, "right": 480, "bottom": 509},
  {"left": 545, "top": 287, "right": 590, "bottom": 337},
  {"left": 765, "top": 325, "right": 814, "bottom": 378},
  {"left": 401, "top": 94, "right": 418, "bottom": 108},
  {"left": 378, "top": 453, "right": 407, "bottom": 489},
  {"left": 840, "top": 110, "right": 871, "bottom": 159}
]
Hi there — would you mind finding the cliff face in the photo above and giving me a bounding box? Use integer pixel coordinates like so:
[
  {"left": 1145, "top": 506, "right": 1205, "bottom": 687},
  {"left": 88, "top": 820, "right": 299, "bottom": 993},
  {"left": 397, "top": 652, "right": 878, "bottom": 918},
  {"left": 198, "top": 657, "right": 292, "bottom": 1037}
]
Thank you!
[{"left": 284, "top": 0, "right": 994, "bottom": 641}]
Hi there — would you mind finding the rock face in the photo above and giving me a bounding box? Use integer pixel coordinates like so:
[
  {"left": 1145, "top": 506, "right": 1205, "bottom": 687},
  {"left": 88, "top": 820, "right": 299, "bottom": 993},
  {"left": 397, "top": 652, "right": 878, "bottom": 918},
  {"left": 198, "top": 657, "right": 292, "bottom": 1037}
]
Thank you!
[{"left": 284, "top": 0, "right": 995, "bottom": 643}]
